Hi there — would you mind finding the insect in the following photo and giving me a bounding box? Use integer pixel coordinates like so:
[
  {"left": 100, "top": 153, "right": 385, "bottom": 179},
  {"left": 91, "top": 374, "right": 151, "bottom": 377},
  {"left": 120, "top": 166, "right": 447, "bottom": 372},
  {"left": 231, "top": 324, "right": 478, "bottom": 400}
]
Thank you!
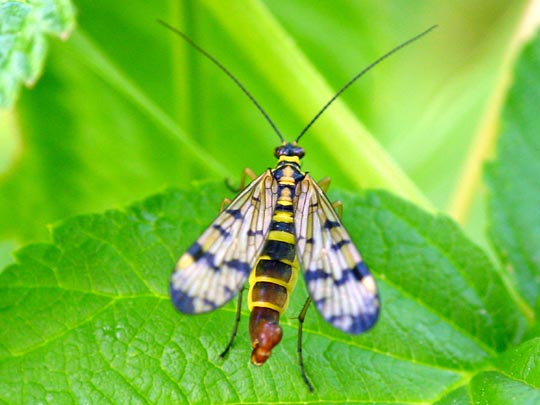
[{"left": 162, "top": 21, "right": 437, "bottom": 391}]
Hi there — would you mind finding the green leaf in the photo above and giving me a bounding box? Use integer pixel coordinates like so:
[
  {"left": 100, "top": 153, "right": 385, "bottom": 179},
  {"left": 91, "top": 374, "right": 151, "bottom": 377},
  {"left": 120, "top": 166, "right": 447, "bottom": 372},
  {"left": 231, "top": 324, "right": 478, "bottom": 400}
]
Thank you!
[
  {"left": 480, "top": 336, "right": 540, "bottom": 402},
  {"left": 494, "top": 337, "right": 540, "bottom": 386},
  {"left": 435, "top": 338, "right": 540, "bottom": 404},
  {"left": 0, "top": 185, "right": 528, "bottom": 403},
  {"left": 468, "top": 371, "right": 540, "bottom": 404},
  {"left": 0, "top": 0, "right": 75, "bottom": 107},
  {"left": 485, "top": 32, "right": 540, "bottom": 313}
]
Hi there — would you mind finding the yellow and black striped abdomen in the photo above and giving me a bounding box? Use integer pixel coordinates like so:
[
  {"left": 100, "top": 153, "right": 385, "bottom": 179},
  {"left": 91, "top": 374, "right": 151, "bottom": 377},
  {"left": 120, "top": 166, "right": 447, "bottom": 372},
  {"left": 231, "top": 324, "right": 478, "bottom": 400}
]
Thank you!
[
  {"left": 248, "top": 161, "right": 303, "bottom": 365},
  {"left": 247, "top": 207, "right": 299, "bottom": 314}
]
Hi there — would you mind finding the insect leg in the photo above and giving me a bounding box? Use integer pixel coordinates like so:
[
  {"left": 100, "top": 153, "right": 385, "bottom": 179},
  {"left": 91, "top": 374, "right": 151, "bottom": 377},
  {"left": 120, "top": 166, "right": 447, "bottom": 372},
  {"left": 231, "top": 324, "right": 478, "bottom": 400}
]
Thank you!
[
  {"left": 226, "top": 168, "right": 258, "bottom": 192},
  {"left": 317, "top": 176, "right": 331, "bottom": 192},
  {"left": 317, "top": 177, "right": 343, "bottom": 218},
  {"left": 219, "top": 198, "right": 232, "bottom": 212},
  {"left": 332, "top": 200, "right": 343, "bottom": 219},
  {"left": 220, "top": 287, "right": 245, "bottom": 359},
  {"left": 219, "top": 166, "right": 258, "bottom": 210},
  {"left": 297, "top": 296, "right": 314, "bottom": 392}
]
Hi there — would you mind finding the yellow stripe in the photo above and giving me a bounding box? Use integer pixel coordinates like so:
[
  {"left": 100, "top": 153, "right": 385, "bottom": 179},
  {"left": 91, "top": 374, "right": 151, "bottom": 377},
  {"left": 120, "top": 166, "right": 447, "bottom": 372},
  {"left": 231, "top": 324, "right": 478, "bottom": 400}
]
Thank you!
[
  {"left": 277, "top": 200, "right": 293, "bottom": 206},
  {"left": 247, "top": 257, "right": 300, "bottom": 313},
  {"left": 279, "top": 156, "right": 300, "bottom": 164},
  {"left": 279, "top": 179, "right": 295, "bottom": 186},
  {"left": 273, "top": 211, "right": 293, "bottom": 222},
  {"left": 268, "top": 230, "right": 295, "bottom": 244},
  {"left": 249, "top": 300, "right": 286, "bottom": 314},
  {"left": 252, "top": 275, "right": 294, "bottom": 290}
]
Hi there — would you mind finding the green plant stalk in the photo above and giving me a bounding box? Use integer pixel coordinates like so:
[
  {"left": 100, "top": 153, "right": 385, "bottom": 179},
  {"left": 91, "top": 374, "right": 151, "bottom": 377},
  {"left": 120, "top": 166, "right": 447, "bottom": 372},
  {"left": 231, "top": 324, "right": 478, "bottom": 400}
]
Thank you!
[
  {"left": 203, "top": 0, "right": 434, "bottom": 211},
  {"left": 169, "top": 1, "right": 193, "bottom": 137}
]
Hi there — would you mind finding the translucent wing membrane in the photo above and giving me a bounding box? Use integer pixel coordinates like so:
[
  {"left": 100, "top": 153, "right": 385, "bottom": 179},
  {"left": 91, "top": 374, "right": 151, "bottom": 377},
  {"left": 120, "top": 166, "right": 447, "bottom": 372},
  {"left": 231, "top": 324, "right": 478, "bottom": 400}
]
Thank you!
[
  {"left": 294, "top": 175, "right": 379, "bottom": 333},
  {"left": 171, "top": 171, "right": 278, "bottom": 313}
]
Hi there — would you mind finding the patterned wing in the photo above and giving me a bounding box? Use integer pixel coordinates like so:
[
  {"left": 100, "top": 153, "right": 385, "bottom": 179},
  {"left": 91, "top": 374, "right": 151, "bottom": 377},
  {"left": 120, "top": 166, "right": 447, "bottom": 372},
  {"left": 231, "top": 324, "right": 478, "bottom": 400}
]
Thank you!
[
  {"left": 171, "top": 170, "right": 278, "bottom": 314},
  {"left": 294, "top": 175, "right": 379, "bottom": 334}
]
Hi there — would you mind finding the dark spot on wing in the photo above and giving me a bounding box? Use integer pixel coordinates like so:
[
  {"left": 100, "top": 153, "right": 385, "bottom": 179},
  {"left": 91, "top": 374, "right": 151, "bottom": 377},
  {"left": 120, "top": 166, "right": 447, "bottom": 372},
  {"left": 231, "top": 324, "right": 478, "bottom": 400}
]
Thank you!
[
  {"left": 311, "top": 295, "right": 379, "bottom": 334},
  {"left": 326, "top": 312, "right": 379, "bottom": 334},
  {"left": 305, "top": 262, "right": 369, "bottom": 286},
  {"left": 331, "top": 239, "right": 351, "bottom": 250},
  {"left": 324, "top": 219, "right": 340, "bottom": 229},
  {"left": 187, "top": 242, "right": 204, "bottom": 261},
  {"left": 351, "top": 261, "right": 370, "bottom": 280},
  {"left": 304, "top": 268, "right": 330, "bottom": 283},
  {"left": 212, "top": 224, "right": 230, "bottom": 237},
  {"left": 170, "top": 285, "right": 220, "bottom": 314},
  {"left": 224, "top": 259, "right": 251, "bottom": 276},
  {"left": 226, "top": 208, "right": 243, "bottom": 219}
]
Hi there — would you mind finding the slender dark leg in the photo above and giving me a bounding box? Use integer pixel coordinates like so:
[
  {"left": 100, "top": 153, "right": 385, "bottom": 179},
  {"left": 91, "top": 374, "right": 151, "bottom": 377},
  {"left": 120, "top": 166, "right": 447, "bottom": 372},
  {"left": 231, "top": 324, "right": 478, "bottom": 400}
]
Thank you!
[
  {"left": 297, "top": 297, "right": 314, "bottom": 391},
  {"left": 220, "top": 288, "right": 244, "bottom": 358}
]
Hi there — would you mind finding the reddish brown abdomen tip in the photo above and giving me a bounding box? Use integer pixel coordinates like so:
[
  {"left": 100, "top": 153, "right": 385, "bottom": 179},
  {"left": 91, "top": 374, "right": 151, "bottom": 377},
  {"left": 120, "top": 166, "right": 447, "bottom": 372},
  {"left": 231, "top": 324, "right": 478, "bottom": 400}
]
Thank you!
[{"left": 249, "top": 308, "right": 283, "bottom": 365}]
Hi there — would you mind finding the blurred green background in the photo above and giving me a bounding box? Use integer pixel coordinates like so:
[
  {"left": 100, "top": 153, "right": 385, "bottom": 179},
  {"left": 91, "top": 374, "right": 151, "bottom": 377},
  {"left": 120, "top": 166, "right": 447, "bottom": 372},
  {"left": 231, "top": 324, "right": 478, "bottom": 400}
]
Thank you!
[{"left": 0, "top": 0, "right": 537, "bottom": 266}]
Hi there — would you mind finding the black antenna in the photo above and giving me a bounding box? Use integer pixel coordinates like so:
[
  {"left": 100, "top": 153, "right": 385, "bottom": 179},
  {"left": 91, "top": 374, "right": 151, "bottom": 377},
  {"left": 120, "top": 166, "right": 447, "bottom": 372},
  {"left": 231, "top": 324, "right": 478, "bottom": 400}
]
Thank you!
[
  {"left": 295, "top": 25, "right": 438, "bottom": 143},
  {"left": 158, "top": 19, "right": 285, "bottom": 143}
]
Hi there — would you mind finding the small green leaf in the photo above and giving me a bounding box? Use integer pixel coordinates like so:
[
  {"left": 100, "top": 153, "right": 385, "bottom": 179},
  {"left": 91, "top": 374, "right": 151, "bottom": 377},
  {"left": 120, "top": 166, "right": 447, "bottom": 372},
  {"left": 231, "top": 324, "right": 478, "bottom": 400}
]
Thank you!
[
  {"left": 435, "top": 337, "right": 540, "bottom": 403},
  {"left": 0, "top": 185, "right": 527, "bottom": 403},
  {"left": 469, "top": 371, "right": 540, "bottom": 404},
  {"left": 485, "top": 32, "right": 540, "bottom": 312},
  {"left": 494, "top": 337, "right": 540, "bottom": 387},
  {"left": 0, "top": 0, "right": 75, "bottom": 107}
]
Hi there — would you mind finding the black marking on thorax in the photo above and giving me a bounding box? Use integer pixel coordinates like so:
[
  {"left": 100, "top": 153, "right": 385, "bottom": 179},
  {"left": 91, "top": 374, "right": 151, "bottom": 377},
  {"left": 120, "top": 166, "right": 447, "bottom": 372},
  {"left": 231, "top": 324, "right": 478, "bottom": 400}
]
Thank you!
[{"left": 254, "top": 160, "right": 303, "bottom": 270}]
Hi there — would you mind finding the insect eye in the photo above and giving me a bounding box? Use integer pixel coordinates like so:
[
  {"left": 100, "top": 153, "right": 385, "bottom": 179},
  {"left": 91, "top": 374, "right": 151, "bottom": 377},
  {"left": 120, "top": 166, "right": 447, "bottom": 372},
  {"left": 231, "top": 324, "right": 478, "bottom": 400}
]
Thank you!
[
  {"left": 274, "top": 143, "right": 305, "bottom": 158},
  {"left": 274, "top": 146, "right": 285, "bottom": 158},
  {"left": 294, "top": 146, "right": 305, "bottom": 158}
]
